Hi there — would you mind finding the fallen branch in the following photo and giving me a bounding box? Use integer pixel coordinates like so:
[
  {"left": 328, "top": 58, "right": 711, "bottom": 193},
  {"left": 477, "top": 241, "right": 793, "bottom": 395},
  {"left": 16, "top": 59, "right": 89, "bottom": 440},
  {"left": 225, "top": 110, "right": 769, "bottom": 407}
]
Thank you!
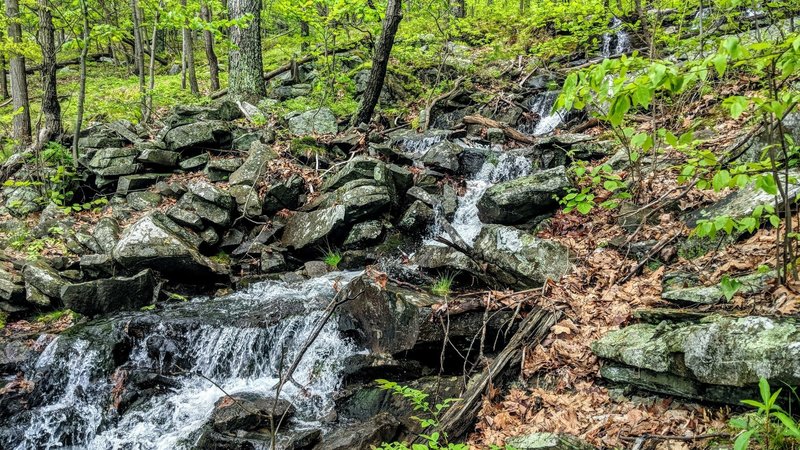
[
  {"left": 422, "top": 76, "right": 465, "bottom": 132},
  {"left": 617, "top": 232, "right": 682, "bottom": 285},
  {"left": 435, "top": 308, "right": 560, "bottom": 440},
  {"left": 462, "top": 114, "right": 539, "bottom": 145},
  {"left": 25, "top": 52, "right": 112, "bottom": 74}
]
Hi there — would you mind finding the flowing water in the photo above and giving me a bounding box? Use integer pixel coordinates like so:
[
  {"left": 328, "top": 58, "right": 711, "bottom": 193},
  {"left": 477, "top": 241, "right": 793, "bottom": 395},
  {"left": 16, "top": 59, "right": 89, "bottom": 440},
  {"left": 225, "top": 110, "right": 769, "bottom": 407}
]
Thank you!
[
  {"left": 601, "top": 17, "right": 631, "bottom": 57},
  {"left": 519, "top": 90, "right": 566, "bottom": 137},
  {"left": 3, "top": 273, "right": 361, "bottom": 450}
]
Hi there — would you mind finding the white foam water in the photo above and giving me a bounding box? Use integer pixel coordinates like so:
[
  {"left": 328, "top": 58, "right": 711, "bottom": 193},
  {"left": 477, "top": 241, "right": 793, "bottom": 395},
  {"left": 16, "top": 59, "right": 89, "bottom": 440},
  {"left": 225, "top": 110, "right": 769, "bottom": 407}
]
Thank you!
[
  {"left": 11, "top": 273, "right": 360, "bottom": 450},
  {"left": 519, "top": 90, "right": 567, "bottom": 137},
  {"left": 601, "top": 17, "right": 630, "bottom": 57}
]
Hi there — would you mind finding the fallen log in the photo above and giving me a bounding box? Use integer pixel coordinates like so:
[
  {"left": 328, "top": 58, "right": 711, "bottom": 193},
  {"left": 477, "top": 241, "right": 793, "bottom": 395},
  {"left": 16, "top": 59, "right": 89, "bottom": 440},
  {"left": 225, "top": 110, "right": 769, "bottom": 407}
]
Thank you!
[
  {"left": 436, "top": 308, "right": 560, "bottom": 440},
  {"left": 462, "top": 114, "right": 539, "bottom": 145},
  {"left": 25, "top": 53, "right": 112, "bottom": 74}
]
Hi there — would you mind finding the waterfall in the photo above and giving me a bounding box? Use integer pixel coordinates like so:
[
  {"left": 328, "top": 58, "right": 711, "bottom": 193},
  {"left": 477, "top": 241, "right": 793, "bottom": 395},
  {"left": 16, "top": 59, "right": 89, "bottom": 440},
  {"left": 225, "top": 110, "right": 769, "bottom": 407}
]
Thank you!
[
  {"left": 601, "top": 17, "right": 630, "bottom": 57},
  {"left": 5, "top": 273, "right": 361, "bottom": 450},
  {"left": 519, "top": 90, "right": 566, "bottom": 137},
  {"left": 428, "top": 150, "right": 532, "bottom": 246}
]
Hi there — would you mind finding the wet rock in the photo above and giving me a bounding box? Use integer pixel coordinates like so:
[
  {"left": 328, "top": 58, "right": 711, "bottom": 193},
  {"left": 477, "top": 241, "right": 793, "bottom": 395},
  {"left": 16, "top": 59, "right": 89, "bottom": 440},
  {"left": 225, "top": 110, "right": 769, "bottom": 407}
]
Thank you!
[
  {"left": 60, "top": 269, "right": 158, "bottom": 315},
  {"left": 321, "top": 156, "right": 383, "bottom": 192},
  {"left": 343, "top": 221, "right": 384, "bottom": 249},
  {"left": 0, "top": 340, "right": 34, "bottom": 374},
  {"left": 210, "top": 394, "right": 294, "bottom": 432},
  {"left": 287, "top": 108, "right": 338, "bottom": 135},
  {"left": 305, "top": 261, "right": 329, "bottom": 278},
  {"left": 314, "top": 412, "right": 399, "bottom": 450},
  {"left": 79, "top": 254, "right": 115, "bottom": 279},
  {"left": 505, "top": 432, "right": 595, "bottom": 450},
  {"left": 396, "top": 200, "right": 435, "bottom": 232},
  {"left": 112, "top": 212, "right": 228, "bottom": 279},
  {"left": 477, "top": 165, "right": 571, "bottom": 224},
  {"left": 22, "top": 262, "right": 67, "bottom": 300},
  {"left": 412, "top": 245, "right": 482, "bottom": 274},
  {"left": 593, "top": 315, "right": 800, "bottom": 388},
  {"left": 163, "top": 121, "right": 233, "bottom": 152},
  {"left": 25, "top": 285, "right": 50, "bottom": 307},
  {"left": 281, "top": 205, "right": 346, "bottom": 250},
  {"left": 421, "top": 140, "right": 462, "bottom": 172},
  {"left": 229, "top": 142, "right": 276, "bottom": 186},
  {"left": 261, "top": 251, "right": 286, "bottom": 273},
  {"left": 473, "top": 225, "right": 571, "bottom": 288},
  {"left": 314, "top": 179, "right": 392, "bottom": 225}
]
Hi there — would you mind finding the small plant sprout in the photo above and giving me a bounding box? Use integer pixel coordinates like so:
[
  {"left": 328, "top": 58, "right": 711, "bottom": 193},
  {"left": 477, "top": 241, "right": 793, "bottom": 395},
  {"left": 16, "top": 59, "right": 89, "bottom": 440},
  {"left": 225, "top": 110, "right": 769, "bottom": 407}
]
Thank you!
[
  {"left": 431, "top": 273, "right": 455, "bottom": 297},
  {"left": 323, "top": 250, "right": 342, "bottom": 270}
]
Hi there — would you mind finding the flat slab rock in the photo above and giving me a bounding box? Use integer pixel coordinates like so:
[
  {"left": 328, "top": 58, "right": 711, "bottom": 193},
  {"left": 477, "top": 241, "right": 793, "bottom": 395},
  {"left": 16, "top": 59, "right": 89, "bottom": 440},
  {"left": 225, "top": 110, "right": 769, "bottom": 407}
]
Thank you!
[
  {"left": 211, "top": 393, "right": 294, "bottom": 433},
  {"left": 593, "top": 315, "right": 800, "bottom": 388}
]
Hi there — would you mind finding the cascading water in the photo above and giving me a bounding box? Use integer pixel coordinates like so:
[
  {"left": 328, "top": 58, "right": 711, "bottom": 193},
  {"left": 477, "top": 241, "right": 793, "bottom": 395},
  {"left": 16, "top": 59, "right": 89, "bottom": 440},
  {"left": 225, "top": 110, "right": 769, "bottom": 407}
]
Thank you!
[
  {"left": 519, "top": 90, "right": 567, "bottom": 137},
  {"left": 4, "top": 273, "right": 361, "bottom": 450},
  {"left": 428, "top": 147, "right": 532, "bottom": 246},
  {"left": 601, "top": 17, "right": 631, "bottom": 57}
]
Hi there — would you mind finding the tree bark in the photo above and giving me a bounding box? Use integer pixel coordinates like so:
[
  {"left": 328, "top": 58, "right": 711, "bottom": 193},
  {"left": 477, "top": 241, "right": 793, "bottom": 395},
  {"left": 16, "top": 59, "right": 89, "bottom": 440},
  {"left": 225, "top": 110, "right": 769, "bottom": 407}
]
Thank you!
[
  {"left": 181, "top": 0, "right": 198, "bottom": 95},
  {"left": 300, "top": 20, "right": 310, "bottom": 52},
  {"left": 72, "top": 0, "right": 89, "bottom": 165},
  {"left": 200, "top": 3, "right": 220, "bottom": 91},
  {"left": 37, "top": 0, "right": 62, "bottom": 147},
  {"left": 227, "top": 0, "right": 265, "bottom": 102},
  {"left": 144, "top": 0, "right": 163, "bottom": 122},
  {"left": 0, "top": 30, "right": 7, "bottom": 100},
  {"left": 352, "top": 0, "right": 402, "bottom": 126},
  {"left": 130, "top": 0, "right": 146, "bottom": 117},
  {"left": 454, "top": 0, "right": 466, "bottom": 17},
  {"left": 5, "top": 0, "right": 31, "bottom": 147}
]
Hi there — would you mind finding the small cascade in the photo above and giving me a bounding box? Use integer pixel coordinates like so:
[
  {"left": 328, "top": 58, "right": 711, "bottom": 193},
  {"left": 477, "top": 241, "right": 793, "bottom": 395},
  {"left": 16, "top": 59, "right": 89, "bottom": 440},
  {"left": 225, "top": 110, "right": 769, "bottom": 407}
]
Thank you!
[
  {"left": 430, "top": 150, "right": 532, "bottom": 246},
  {"left": 519, "top": 90, "right": 566, "bottom": 136},
  {"left": 6, "top": 273, "right": 360, "bottom": 450},
  {"left": 601, "top": 17, "right": 631, "bottom": 57}
]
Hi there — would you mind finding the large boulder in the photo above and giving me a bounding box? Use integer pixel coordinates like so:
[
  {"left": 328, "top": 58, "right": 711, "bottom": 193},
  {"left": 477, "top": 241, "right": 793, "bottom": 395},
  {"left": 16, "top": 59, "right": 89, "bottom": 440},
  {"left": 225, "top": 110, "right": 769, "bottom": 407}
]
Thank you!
[
  {"left": 86, "top": 147, "right": 141, "bottom": 177},
  {"left": 314, "top": 412, "right": 399, "bottom": 450},
  {"left": 112, "top": 212, "right": 228, "bottom": 279},
  {"left": 314, "top": 179, "right": 392, "bottom": 225},
  {"left": 210, "top": 393, "right": 294, "bottom": 433},
  {"left": 163, "top": 121, "right": 233, "bottom": 152},
  {"left": 22, "top": 263, "right": 67, "bottom": 301},
  {"left": 473, "top": 225, "right": 571, "bottom": 288},
  {"left": 287, "top": 108, "right": 338, "bottom": 135},
  {"left": 593, "top": 315, "right": 800, "bottom": 391},
  {"left": 60, "top": 269, "right": 158, "bottom": 316},
  {"left": 263, "top": 174, "right": 305, "bottom": 214},
  {"left": 477, "top": 165, "right": 571, "bottom": 224},
  {"left": 421, "top": 140, "right": 462, "bottom": 172},
  {"left": 281, "top": 205, "right": 346, "bottom": 250},
  {"left": 229, "top": 141, "right": 276, "bottom": 186}
]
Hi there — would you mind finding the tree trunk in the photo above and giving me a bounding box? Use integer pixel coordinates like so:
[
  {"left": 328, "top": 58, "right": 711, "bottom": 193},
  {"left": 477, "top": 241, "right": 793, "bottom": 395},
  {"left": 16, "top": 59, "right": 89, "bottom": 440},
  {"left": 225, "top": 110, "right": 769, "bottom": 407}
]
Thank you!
[
  {"left": 300, "top": 20, "right": 310, "bottom": 52},
  {"left": 352, "top": 0, "right": 402, "bottom": 126},
  {"left": 38, "top": 0, "right": 62, "bottom": 147},
  {"left": 0, "top": 49, "right": 7, "bottom": 100},
  {"left": 130, "top": 0, "right": 146, "bottom": 118},
  {"left": 5, "top": 0, "right": 31, "bottom": 147},
  {"left": 72, "top": 0, "right": 89, "bottom": 165},
  {"left": 144, "top": 0, "right": 163, "bottom": 122},
  {"left": 454, "top": 0, "right": 466, "bottom": 17},
  {"left": 200, "top": 3, "right": 220, "bottom": 91},
  {"left": 227, "top": 0, "right": 265, "bottom": 102}
]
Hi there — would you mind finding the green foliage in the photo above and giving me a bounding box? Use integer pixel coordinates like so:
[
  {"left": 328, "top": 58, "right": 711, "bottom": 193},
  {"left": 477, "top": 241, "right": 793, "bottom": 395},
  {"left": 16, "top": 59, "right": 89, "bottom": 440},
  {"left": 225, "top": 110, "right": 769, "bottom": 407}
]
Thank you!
[
  {"left": 210, "top": 251, "right": 231, "bottom": 265},
  {"left": 559, "top": 163, "right": 629, "bottom": 215},
  {"left": 375, "top": 379, "right": 467, "bottom": 450},
  {"left": 720, "top": 275, "right": 743, "bottom": 301},
  {"left": 35, "top": 309, "right": 79, "bottom": 324},
  {"left": 5, "top": 226, "right": 68, "bottom": 260},
  {"left": 431, "top": 274, "right": 455, "bottom": 297},
  {"left": 0, "top": 311, "right": 7, "bottom": 330},
  {"left": 323, "top": 250, "right": 342, "bottom": 270},
  {"left": 730, "top": 378, "right": 800, "bottom": 450}
]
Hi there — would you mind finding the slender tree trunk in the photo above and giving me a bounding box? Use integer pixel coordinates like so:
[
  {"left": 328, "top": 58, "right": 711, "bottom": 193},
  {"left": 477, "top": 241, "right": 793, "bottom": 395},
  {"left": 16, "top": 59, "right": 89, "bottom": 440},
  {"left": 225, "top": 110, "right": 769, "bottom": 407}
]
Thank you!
[
  {"left": 181, "top": 0, "right": 199, "bottom": 94},
  {"left": 454, "top": 0, "right": 466, "bottom": 17},
  {"left": 0, "top": 51, "right": 8, "bottom": 100},
  {"left": 38, "top": 0, "right": 62, "bottom": 147},
  {"left": 72, "top": 0, "right": 89, "bottom": 165},
  {"left": 227, "top": 0, "right": 265, "bottom": 102},
  {"left": 352, "top": 0, "right": 402, "bottom": 126},
  {"left": 5, "top": 0, "right": 31, "bottom": 147},
  {"left": 200, "top": 3, "right": 220, "bottom": 91},
  {"left": 130, "top": 0, "right": 146, "bottom": 118},
  {"left": 300, "top": 20, "right": 310, "bottom": 52},
  {"left": 144, "top": 0, "right": 163, "bottom": 122}
]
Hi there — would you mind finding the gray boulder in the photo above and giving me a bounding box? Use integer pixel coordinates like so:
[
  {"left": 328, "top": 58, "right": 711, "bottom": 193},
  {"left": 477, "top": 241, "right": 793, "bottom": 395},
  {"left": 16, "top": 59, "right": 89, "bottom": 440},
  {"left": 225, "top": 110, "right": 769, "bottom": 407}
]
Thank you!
[
  {"left": 210, "top": 393, "right": 294, "bottom": 433},
  {"left": 60, "top": 269, "right": 158, "bottom": 315},
  {"left": 397, "top": 200, "right": 434, "bottom": 232},
  {"left": 229, "top": 141, "right": 276, "bottom": 186},
  {"left": 421, "top": 140, "right": 462, "bottom": 172},
  {"left": 287, "top": 108, "right": 338, "bottom": 135},
  {"left": 87, "top": 148, "right": 141, "bottom": 177},
  {"left": 229, "top": 185, "right": 263, "bottom": 217},
  {"left": 593, "top": 315, "right": 800, "bottom": 389},
  {"left": 473, "top": 225, "right": 571, "bottom": 288},
  {"left": 281, "top": 205, "right": 346, "bottom": 249},
  {"left": 3, "top": 186, "right": 41, "bottom": 217},
  {"left": 343, "top": 221, "right": 384, "bottom": 249},
  {"left": 315, "top": 179, "right": 392, "bottom": 225},
  {"left": 506, "top": 433, "right": 595, "bottom": 450},
  {"left": 22, "top": 263, "right": 67, "bottom": 300},
  {"left": 313, "top": 412, "right": 399, "bottom": 450},
  {"left": 163, "top": 121, "right": 233, "bottom": 152},
  {"left": 112, "top": 212, "right": 228, "bottom": 279},
  {"left": 263, "top": 174, "right": 304, "bottom": 213},
  {"left": 477, "top": 165, "right": 571, "bottom": 224}
]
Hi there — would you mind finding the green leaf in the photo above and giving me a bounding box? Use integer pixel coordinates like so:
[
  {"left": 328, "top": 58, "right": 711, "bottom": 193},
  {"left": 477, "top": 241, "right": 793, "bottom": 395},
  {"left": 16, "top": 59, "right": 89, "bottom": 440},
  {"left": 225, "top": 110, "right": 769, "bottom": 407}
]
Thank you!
[
  {"left": 759, "top": 377, "right": 772, "bottom": 405},
  {"left": 576, "top": 202, "right": 592, "bottom": 215},
  {"left": 770, "top": 215, "right": 781, "bottom": 228},
  {"left": 713, "top": 53, "right": 728, "bottom": 77},
  {"left": 609, "top": 95, "right": 631, "bottom": 127},
  {"left": 724, "top": 96, "right": 748, "bottom": 119},
  {"left": 720, "top": 275, "right": 743, "bottom": 302},
  {"left": 733, "top": 429, "right": 755, "bottom": 450}
]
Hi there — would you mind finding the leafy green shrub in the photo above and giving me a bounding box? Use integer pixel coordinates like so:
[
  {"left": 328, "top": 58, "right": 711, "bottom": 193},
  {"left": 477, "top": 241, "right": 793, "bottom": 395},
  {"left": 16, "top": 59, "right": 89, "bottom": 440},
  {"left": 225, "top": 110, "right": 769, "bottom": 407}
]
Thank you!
[
  {"left": 323, "top": 250, "right": 342, "bottom": 270},
  {"left": 731, "top": 378, "right": 800, "bottom": 450},
  {"left": 431, "top": 274, "right": 455, "bottom": 297}
]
